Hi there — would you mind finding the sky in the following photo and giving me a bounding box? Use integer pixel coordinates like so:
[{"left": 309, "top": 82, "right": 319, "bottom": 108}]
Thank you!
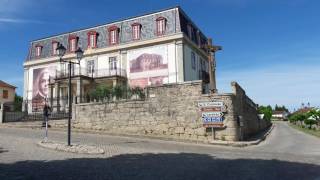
[{"left": 0, "top": 0, "right": 319, "bottom": 111}]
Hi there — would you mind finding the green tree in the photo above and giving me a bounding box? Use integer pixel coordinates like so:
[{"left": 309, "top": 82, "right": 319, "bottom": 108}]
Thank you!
[
  {"left": 258, "top": 105, "right": 272, "bottom": 121},
  {"left": 13, "top": 94, "right": 23, "bottom": 111},
  {"left": 274, "top": 104, "right": 289, "bottom": 112}
]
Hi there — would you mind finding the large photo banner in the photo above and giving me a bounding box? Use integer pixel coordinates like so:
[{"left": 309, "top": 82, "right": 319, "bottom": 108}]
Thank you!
[
  {"left": 128, "top": 45, "right": 169, "bottom": 88},
  {"left": 32, "top": 66, "right": 55, "bottom": 111}
]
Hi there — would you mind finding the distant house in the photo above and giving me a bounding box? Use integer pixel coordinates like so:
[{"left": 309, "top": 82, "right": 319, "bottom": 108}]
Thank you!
[
  {"left": 0, "top": 80, "right": 16, "bottom": 110},
  {"left": 292, "top": 107, "right": 314, "bottom": 115},
  {"left": 272, "top": 110, "right": 289, "bottom": 121}
]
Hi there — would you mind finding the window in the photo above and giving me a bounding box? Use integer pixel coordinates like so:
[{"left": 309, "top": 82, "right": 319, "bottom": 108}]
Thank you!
[
  {"left": 35, "top": 45, "right": 42, "bottom": 57},
  {"left": 109, "top": 57, "right": 117, "bottom": 70},
  {"left": 69, "top": 35, "right": 78, "bottom": 52},
  {"left": 132, "top": 23, "right": 141, "bottom": 40},
  {"left": 156, "top": 17, "right": 166, "bottom": 36},
  {"left": 87, "top": 60, "right": 95, "bottom": 74},
  {"left": 52, "top": 41, "right": 59, "bottom": 55},
  {"left": 108, "top": 26, "right": 119, "bottom": 45},
  {"left": 187, "top": 24, "right": 194, "bottom": 40},
  {"left": 3, "top": 90, "right": 8, "bottom": 99},
  {"left": 191, "top": 52, "right": 196, "bottom": 70},
  {"left": 87, "top": 31, "right": 97, "bottom": 48}
]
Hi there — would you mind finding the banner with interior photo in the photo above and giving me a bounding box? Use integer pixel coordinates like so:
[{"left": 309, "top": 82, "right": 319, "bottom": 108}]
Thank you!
[
  {"left": 128, "top": 45, "right": 169, "bottom": 88},
  {"left": 32, "top": 66, "right": 56, "bottom": 112}
]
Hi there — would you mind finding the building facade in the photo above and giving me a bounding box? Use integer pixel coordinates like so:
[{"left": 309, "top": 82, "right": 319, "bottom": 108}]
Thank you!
[
  {"left": 23, "top": 7, "right": 212, "bottom": 113},
  {"left": 0, "top": 80, "right": 16, "bottom": 111}
]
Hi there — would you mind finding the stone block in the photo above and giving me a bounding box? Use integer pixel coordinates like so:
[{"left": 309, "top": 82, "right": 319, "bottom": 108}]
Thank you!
[
  {"left": 195, "top": 127, "right": 206, "bottom": 136},
  {"left": 174, "top": 127, "right": 185, "bottom": 134}
]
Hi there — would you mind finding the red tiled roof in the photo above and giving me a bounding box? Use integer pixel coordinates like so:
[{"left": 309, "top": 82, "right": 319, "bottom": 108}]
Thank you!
[{"left": 0, "top": 80, "right": 16, "bottom": 89}]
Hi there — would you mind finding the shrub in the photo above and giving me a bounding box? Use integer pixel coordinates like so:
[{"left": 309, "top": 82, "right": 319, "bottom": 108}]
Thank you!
[
  {"left": 131, "top": 87, "right": 145, "bottom": 99},
  {"left": 304, "top": 119, "right": 317, "bottom": 129},
  {"left": 112, "top": 84, "right": 126, "bottom": 100}
]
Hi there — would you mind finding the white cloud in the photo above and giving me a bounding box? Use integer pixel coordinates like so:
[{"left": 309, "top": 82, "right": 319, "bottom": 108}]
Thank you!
[
  {"left": 0, "top": 18, "right": 44, "bottom": 24},
  {"left": 217, "top": 63, "right": 320, "bottom": 111}
]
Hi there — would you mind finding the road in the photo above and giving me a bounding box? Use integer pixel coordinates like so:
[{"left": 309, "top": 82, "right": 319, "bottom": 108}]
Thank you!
[{"left": 0, "top": 121, "right": 319, "bottom": 180}]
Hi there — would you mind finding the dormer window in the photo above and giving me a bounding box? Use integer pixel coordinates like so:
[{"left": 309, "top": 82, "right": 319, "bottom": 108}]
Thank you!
[
  {"left": 68, "top": 35, "right": 78, "bottom": 52},
  {"left": 52, "top": 41, "right": 59, "bottom": 55},
  {"left": 156, "top": 17, "right": 166, "bottom": 36},
  {"left": 187, "top": 24, "right": 194, "bottom": 40},
  {"left": 35, "top": 45, "right": 42, "bottom": 57},
  {"left": 108, "top": 26, "right": 119, "bottom": 45},
  {"left": 131, "top": 23, "right": 141, "bottom": 40},
  {"left": 87, "top": 31, "right": 98, "bottom": 48}
]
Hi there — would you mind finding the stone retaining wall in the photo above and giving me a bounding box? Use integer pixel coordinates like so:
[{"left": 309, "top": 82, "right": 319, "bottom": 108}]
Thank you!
[{"left": 72, "top": 81, "right": 270, "bottom": 142}]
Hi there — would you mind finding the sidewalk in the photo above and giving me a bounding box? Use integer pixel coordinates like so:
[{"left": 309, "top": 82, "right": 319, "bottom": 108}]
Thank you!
[{"left": 0, "top": 121, "right": 274, "bottom": 148}]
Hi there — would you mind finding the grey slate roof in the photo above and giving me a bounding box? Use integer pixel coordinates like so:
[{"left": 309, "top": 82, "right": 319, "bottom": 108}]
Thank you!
[{"left": 26, "top": 6, "right": 208, "bottom": 61}]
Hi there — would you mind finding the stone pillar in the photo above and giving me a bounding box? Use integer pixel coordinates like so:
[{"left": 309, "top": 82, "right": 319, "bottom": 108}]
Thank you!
[
  {"left": 76, "top": 78, "right": 83, "bottom": 103},
  {"left": 112, "top": 79, "right": 117, "bottom": 87},
  {"left": 175, "top": 40, "right": 184, "bottom": 83},
  {"left": 55, "top": 82, "right": 60, "bottom": 112},
  {"left": 0, "top": 103, "right": 4, "bottom": 123}
]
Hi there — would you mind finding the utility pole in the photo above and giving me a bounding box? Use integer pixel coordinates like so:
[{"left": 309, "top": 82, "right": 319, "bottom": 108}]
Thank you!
[{"left": 206, "top": 38, "right": 222, "bottom": 94}]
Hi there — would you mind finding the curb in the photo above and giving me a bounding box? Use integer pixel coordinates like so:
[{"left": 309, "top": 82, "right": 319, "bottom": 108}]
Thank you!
[
  {"left": 37, "top": 141, "right": 105, "bottom": 154},
  {"left": 208, "top": 123, "right": 275, "bottom": 147},
  {"left": 2, "top": 123, "right": 275, "bottom": 148}
]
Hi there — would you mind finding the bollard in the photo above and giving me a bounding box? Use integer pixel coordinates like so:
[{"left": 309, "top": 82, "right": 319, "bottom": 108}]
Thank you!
[{"left": 0, "top": 103, "right": 4, "bottom": 123}]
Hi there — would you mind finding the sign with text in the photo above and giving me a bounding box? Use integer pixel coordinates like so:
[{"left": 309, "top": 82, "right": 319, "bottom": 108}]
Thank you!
[{"left": 198, "top": 101, "right": 225, "bottom": 128}]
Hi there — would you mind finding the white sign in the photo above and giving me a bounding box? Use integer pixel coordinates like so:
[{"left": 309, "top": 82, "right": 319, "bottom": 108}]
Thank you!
[
  {"left": 198, "top": 101, "right": 224, "bottom": 108},
  {"left": 202, "top": 112, "right": 223, "bottom": 117}
]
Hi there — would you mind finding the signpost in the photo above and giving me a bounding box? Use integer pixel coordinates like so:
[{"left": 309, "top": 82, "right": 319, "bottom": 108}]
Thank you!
[{"left": 198, "top": 100, "right": 226, "bottom": 140}]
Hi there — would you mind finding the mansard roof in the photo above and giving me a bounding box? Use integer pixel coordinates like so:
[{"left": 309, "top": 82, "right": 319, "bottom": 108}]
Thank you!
[{"left": 26, "top": 6, "right": 208, "bottom": 61}]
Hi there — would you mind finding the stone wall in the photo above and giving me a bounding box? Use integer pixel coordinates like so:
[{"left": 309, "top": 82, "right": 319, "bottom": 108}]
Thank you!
[{"left": 72, "top": 81, "right": 270, "bottom": 142}]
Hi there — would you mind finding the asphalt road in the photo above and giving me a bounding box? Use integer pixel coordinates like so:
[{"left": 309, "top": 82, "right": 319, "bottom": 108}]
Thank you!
[{"left": 0, "top": 121, "right": 319, "bottom": 180}]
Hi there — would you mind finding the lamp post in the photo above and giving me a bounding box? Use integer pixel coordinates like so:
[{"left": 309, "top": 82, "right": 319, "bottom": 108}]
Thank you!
[
  {"left": 56, "top": 44, "right": 84, "bottom": 146},
  {"left": 206, "top": 38, "right": 222, "bottom": 94}
]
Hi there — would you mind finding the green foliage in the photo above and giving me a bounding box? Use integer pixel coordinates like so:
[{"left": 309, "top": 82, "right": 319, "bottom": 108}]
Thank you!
[
  {"left": 289, "top": 113, "right": 307, "bottom": 123},
  {"left": 258, "top": 105, "right": 272, "bottom": 121},
  {"left": 88, "top": 84, "right": 146, "bottom": 101},
  {"left": 14, "top": 94, "right": 23, "bottom": 111},
  {"left": 304, "top": 119, "right": 317, "bottom": 129},
  {"left": 274, "top": 104, "right": 289, "bottom": 112},
  {"left": 112, "top": 85, "right": 125, "bottom": 100},
  {"left": 131, "top": 87, "right": 145, "bottom": 99},
  {"left": 307, "top": 109, "right": 320, "bottom": 122}
]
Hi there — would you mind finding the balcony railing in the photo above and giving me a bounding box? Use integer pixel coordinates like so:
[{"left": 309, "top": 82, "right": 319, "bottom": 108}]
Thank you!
[{"left": 55, "top": 67, "right": 127, "bottom": 79}]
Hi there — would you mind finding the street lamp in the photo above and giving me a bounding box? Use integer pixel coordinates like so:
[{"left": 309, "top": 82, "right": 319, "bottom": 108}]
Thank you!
[{"left": 56, "top": 44, "right": 83, "bottom": 146}]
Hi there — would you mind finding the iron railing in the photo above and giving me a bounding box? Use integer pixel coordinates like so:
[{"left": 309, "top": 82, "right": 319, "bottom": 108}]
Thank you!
[{"left": 55, "top": 67, "right": 126, "bottom": 79}]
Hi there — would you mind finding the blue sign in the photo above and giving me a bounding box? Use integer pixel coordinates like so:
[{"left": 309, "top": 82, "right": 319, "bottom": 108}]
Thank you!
[{"left": 203, "top": 116, "right": 223, "bottom": 123}]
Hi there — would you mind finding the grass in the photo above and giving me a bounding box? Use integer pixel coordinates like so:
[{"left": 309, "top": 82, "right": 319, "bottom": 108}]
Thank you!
[{"left": 289, "top": 123, "right": 320, "bottom": 138}]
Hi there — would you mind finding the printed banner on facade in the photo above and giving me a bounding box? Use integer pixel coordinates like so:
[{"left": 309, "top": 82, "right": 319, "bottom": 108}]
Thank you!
[
  {"left": 32, "top": 66, "right": 55, "bottom": 111},
  {"left": 128, "top": 45, "right": 169, "bottom": 88}
]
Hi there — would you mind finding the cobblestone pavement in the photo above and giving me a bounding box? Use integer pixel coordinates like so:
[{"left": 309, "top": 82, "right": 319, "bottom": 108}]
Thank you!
[{"left": 0, "top": 121, "right": 320, "bottom": 180}]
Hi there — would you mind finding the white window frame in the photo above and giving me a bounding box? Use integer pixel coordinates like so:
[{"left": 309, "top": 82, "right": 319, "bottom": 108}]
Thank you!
[
  {"left": 36, "top": 46, "right": 42, "bottom": 57},
  {"left": 157, "top": 19, "right": 166, "bottom": 35},
  {"left": 191, "top": 52, "right": 196, "bottom": 70},
  {"left": 87, "top": 60, "right": 95, "bottom": 75},
  {"left": 132, "top": 25, "right": 140, "bottom": 40},
  {"left": 52, "top": 42, "right": 58, "bottom": 55},
  {"left": 109, "top": 57, "right": 117, "bottom": 70},
  {"left": 110, "top": 30, "right": 117, "bottom": 44},
  {"left": 90, "top": 34, "right": 95, "bottom": 48},
  {"left": 70, "top": 39, "right": 76, "bottom": 52}
]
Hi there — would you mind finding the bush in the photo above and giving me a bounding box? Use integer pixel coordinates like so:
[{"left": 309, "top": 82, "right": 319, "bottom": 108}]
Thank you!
[
  {"left": 258, "top": 105, "right": 272, "bottom": 121},
  {"left": 304, "top": 119, "right": 317, "bottom": 129},
  {"left": 131, "top": 87, "right": 145, "bottom": 99}
]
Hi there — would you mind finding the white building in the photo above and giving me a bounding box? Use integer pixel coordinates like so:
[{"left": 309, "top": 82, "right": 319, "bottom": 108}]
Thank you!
[{"left": 23, "top": 7, "right": 214, "bottom": 113}]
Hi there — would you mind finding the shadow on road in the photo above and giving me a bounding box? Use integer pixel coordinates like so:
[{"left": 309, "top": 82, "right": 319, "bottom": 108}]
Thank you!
[{"left": 0, "top": 153, "right": 319, "bottom": 180}]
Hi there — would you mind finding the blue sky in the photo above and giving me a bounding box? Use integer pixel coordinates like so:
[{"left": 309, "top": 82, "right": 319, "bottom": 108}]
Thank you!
[{"left": 0, "top": 0, "right": 319, "bottom": 110}]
